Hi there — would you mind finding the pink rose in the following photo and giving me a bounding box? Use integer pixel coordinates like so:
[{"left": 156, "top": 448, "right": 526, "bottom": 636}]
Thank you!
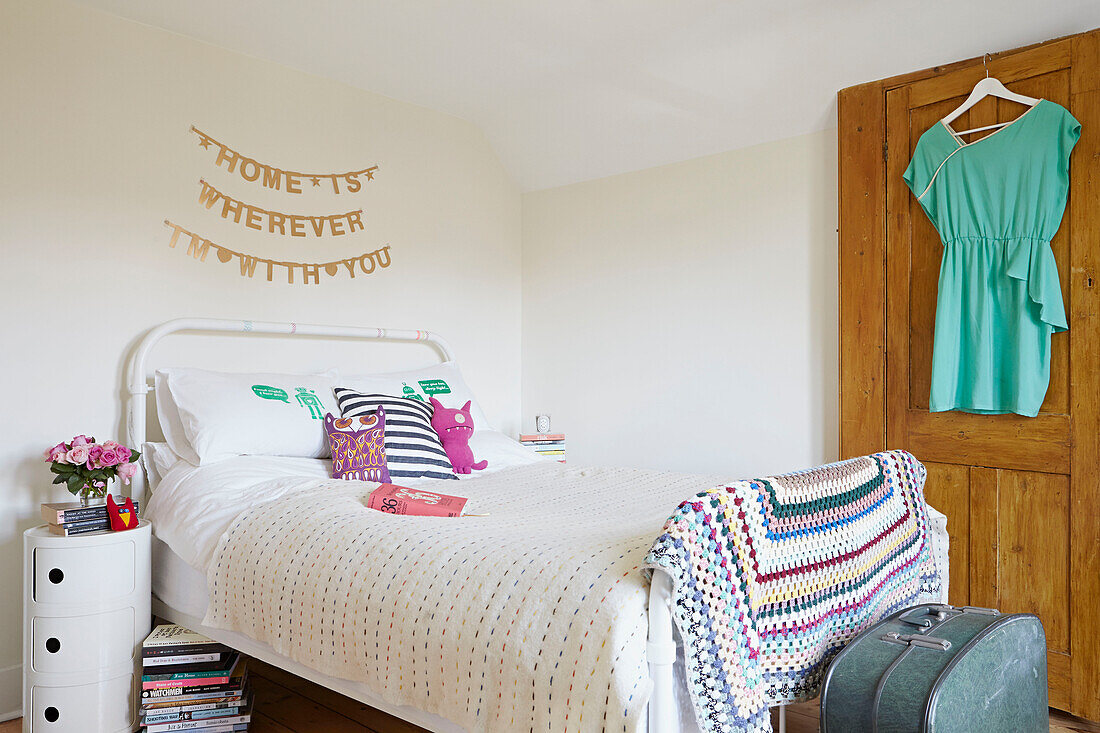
[
  {"left": 43, "top": 442, "right": 67, "bottom": 463},
  {"left": 70, "top": 435, "right": 90, "bottom": 447},
  {"left": 117, "top": 462, "right": 138, "bottom": 485},
  {"left": 115, "top": 446, "right": 132, "bottom": 463},
  {"left": 67, "top": 445, "right": 90, "bottom": 465},
  {"left": 101, "top": 440, "right": 120, "bottom": 451},
  {"left": 98, "top": 448, "right": 120, "bottom": 467}
]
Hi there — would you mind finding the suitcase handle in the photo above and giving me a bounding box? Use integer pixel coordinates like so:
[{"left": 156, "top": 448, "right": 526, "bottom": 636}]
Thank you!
[
  {"left": 881, "top": 632, "right": 952, "bottom": 651},
  {"left": 898, "top": 606, "right": 952, "bottom": 627}
]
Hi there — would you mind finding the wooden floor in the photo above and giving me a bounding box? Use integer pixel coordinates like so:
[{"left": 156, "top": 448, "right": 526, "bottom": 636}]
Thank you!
[
  {"left": 3, "top": 660, "right": 1099, "bottom": 732},
  {"left": 247, "top": 656, "right": 1100, "bottom": 733}
]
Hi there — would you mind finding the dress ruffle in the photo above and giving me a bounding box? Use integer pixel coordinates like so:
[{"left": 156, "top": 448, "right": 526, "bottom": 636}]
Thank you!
[{"left": 1005, "top": 238, "right": 1068, "bottom": 332}]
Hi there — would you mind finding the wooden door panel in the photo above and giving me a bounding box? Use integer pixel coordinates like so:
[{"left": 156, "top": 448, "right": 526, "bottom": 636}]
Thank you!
[
  {"left": 1067, "top": 34, "right": 1100, "bottom": 715},
  {"left": 920, "top": 461, "right": 969, "bottom": 605},
  {"left": 837, "top": 85, "right": 888, "bottom": 461},
  {"left": 1049, "top": 653, "right": 1073, "bottom": 712},
  {"left": 904, "top": 40, "right": 1072, "bottom": 108},
  {"left": 904, "top": 410, "right": 1070, "bottom": 474},
  {"left": 906, "top": 97, "right": 967, "bottom": 411},
  {"left": 995, "top": 470, "right": 1071, "bottom": 654},
  {"left": 970, "top": 466, "right": 1072, "bottom": 710}
]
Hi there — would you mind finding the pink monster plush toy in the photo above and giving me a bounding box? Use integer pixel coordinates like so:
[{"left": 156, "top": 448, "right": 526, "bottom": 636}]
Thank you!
[{"left": 429, "top": 397, "right": 488, "bottom": 474}]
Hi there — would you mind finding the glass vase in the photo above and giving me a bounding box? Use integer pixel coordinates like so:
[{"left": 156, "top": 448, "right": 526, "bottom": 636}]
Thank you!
[{"left": 79, "top": 484, "right": 108, "bottom": 508}]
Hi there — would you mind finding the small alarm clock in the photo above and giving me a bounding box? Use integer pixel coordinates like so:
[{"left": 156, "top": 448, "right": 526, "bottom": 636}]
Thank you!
[{"left": 535, "top": 414, "right": 551, "bottom": 434}]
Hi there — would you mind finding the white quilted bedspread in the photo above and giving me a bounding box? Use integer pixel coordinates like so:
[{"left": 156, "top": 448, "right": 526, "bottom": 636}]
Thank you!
[
  {"left": 200, "top": 461, "right": 728, "bottom": 733},
  {"left": 145, "top": 456, "right": 948, "bottom": 733}
]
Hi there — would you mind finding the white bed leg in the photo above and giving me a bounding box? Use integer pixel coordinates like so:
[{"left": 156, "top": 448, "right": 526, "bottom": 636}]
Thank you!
[
  {"left": 777, "top": 704, "right": 786, "bottom": 733},
  {"left": 648, "top": 570, "right": 679, "bottom": 733}
]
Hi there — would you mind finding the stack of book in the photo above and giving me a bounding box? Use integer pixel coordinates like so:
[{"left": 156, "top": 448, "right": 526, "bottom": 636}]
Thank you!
[
  {"left": 518, "top": 433, "right": 567, "bottom": 463},
  {"left": 140, "top": 624, "right": 252, "bottom": 732},
  {"left": 41, "top": 499, "right": 140, "bottom": 536}
]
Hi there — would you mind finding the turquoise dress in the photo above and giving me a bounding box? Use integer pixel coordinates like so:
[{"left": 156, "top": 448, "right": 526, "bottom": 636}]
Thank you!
[{"left": 903, "top": 99, "right": 1080, "bottom": 417}]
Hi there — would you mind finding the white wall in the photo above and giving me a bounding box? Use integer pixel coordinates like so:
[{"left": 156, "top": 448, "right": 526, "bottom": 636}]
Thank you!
[
  {"left": 0, "top": 0, "right": 521, "bottom": 713},
  {"left": 522, "top": 130, "right": 838, "bottom": 478},
  {"left": 0, "top": 0, "right": 843, "bottom": 717}
]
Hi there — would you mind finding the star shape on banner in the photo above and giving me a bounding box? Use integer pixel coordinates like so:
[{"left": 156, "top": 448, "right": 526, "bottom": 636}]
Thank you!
[
  {"left": 311, "top": 177, "right": 321, "bottom": 186},
  {"left": 199, "top": 138, "right": 211, "bottom": 149},
  {"left": 365, "top": 169, "right": 375, "bottom": 180}
]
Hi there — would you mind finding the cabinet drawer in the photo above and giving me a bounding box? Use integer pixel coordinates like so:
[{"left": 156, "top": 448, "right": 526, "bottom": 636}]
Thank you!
[
  {"left": 31, "top": 607, "right": 135, "bottom": 675},
  {"left": 30, "top": 673, "right": 134, "bottom": 732},
  {"left": 34, "top": 542, "right": 135, "bottom": 604}
]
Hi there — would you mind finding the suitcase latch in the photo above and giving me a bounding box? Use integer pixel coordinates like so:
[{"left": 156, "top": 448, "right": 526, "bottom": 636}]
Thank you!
[{"left": 880, "top": 632, "right": 952, "bottom": 651}]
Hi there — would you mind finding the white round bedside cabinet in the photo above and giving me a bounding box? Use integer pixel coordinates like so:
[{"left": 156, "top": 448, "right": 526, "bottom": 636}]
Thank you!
[{"left": 22, "top": 520, "right": 151, "bottom": 733}]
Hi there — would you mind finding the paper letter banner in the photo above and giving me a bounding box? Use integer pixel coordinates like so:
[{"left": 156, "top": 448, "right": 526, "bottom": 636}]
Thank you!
[
  {"left": 198, "top": 180, "right": 364, "bottom": 237},
  {"left": 190, "top": 126, "right": 378, "bottom": 194},
  {"left": 164, "top": 220, "right": 392, "bottom": 285}
]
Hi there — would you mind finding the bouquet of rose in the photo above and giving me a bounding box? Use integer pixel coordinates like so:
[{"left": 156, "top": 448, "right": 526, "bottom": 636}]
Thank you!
[{"left": 44, "top": 435, "right": 141, "bottom": 503}]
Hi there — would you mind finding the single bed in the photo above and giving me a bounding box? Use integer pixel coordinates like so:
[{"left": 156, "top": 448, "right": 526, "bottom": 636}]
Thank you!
[{"left": 127, "top": 318, "right": 950, "bottom": 733}]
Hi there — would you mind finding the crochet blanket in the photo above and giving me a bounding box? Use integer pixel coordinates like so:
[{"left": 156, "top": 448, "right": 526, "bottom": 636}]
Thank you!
[{"left": 644, "top": 450, "right": 942, "bottom": 733}]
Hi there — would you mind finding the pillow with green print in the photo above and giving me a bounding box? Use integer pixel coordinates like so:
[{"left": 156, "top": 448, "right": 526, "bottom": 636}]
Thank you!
[
  {"left": 340, "top": 361, "right": 492, "bottom": 431},
  {"left": 157, "top": 367, "right": 339, "bottom": 465}
]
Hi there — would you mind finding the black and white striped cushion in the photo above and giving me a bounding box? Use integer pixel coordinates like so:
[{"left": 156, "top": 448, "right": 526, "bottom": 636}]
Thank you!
[{"left": 333, "top": 389, "right": 457, "bottom": 481}]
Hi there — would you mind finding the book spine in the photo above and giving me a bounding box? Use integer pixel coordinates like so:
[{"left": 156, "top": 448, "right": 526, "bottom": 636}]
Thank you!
[
  {"left": 141, "top": 698, "right": 243, "bottom": 715},
  {"left": 142, "top": 680, "right": 242, "bottom": 696},
  {"left": 143, "top": 669, "right": 233, "bottom": 682},
  {"left": 145, "top": 720, "right": 250, "bottom": 733},
  {"left": 143, "top": 675, "right": 231, "bottom": 690},
  {"left": 518, "top": 433, "right": 565, "bottom": 442},
  {"left": 56, "top": 517, "right": 112, "bottom": 530},
  {"left": 44, "top": 507, "right": 104, "bottom": 524},
  {"left": 142, "top": 706, "right": 243, "bottom": 725},
  {"left": 142, "top": 706, "right": 242, "bottom": 725},
  {"left": 143, "top": 653, "right": 222, "bottom": 666},
  {"left": 45, "top": 501, "right": 140, "bottom": 524},
  {"left": 142, "top": 644, "right": 229, "bottom": 658},
  {"left": 141, "top": 686, "right": 245, "bottom": 701},
  {"left": 49, "top": 523, "right": 108, "bottom": 536}
]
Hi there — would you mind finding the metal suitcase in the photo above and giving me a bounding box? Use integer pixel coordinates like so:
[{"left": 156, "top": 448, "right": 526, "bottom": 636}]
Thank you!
[{"left": 820, "top": 603, "right": 1047, "bottom": 733}]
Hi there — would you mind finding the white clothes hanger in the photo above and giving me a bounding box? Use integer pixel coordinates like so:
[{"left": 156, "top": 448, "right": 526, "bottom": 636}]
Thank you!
[{"left": 942, "top": 53, "right": 1040, "bottom": 137}]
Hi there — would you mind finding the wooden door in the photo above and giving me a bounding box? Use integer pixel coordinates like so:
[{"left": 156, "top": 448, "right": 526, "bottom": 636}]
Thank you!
[{"left": 840, "top": 31, "right": 1100, "bottom": 721}]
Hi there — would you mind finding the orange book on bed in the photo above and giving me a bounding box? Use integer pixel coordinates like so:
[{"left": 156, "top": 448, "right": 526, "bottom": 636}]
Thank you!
[{"left": 366, "top": 484, "right": 469, "bottom": 517}]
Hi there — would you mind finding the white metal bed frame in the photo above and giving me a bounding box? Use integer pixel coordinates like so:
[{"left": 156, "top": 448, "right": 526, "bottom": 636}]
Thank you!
[{"left": 124, "top": 317, "right": 787, "bottom": 733}]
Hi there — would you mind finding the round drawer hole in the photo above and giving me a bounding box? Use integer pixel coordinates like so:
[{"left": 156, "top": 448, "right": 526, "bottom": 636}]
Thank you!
[
  {"left": 44, "top": 707, "right": 59, "bottom": 722},
  {"left": 48, "top": 568, "right": 64, "bottom": 584},
  {"left": 45, "top": 637, "right": 61, "bottom": 654}
]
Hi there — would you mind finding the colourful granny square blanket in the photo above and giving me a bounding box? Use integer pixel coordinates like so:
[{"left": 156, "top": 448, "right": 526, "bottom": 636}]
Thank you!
[{"left": 644, "top": 450, "right": 942, "bottom": 733}]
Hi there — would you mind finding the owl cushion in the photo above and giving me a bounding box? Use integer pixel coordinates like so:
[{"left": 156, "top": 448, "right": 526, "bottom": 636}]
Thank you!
[
  {"left": 334, "top": 389, "right": 458, "bottom": 481},
  {"left": 324, "top": 410, "right": 390, "bottom": 483}
]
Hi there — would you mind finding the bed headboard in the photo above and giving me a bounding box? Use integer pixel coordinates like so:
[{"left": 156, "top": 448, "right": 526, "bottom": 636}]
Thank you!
[{"left": 124, "top": 318, "right": 455, "bottom": 504}]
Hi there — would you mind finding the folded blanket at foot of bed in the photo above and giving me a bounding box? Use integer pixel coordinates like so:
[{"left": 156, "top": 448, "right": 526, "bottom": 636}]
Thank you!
[{"left": 644, "top": 450, "right": 942, "bottom": 733}]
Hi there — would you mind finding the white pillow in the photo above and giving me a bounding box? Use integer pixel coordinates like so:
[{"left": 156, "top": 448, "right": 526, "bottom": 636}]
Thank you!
[
  {"left": 141, "top": 441, "right": 183, "bottom": 489},
  {"left": 156, "top": 367, "right": 340, "bottom": 465},
  {"left": 462, "top": 430, "right": 545, "bottom": 476},
  {"left": 155, "top": 372, "right": 201, "bottom": 465},
  {"left": 341, "top": 361, "right": 493, "bottom": 431}
]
